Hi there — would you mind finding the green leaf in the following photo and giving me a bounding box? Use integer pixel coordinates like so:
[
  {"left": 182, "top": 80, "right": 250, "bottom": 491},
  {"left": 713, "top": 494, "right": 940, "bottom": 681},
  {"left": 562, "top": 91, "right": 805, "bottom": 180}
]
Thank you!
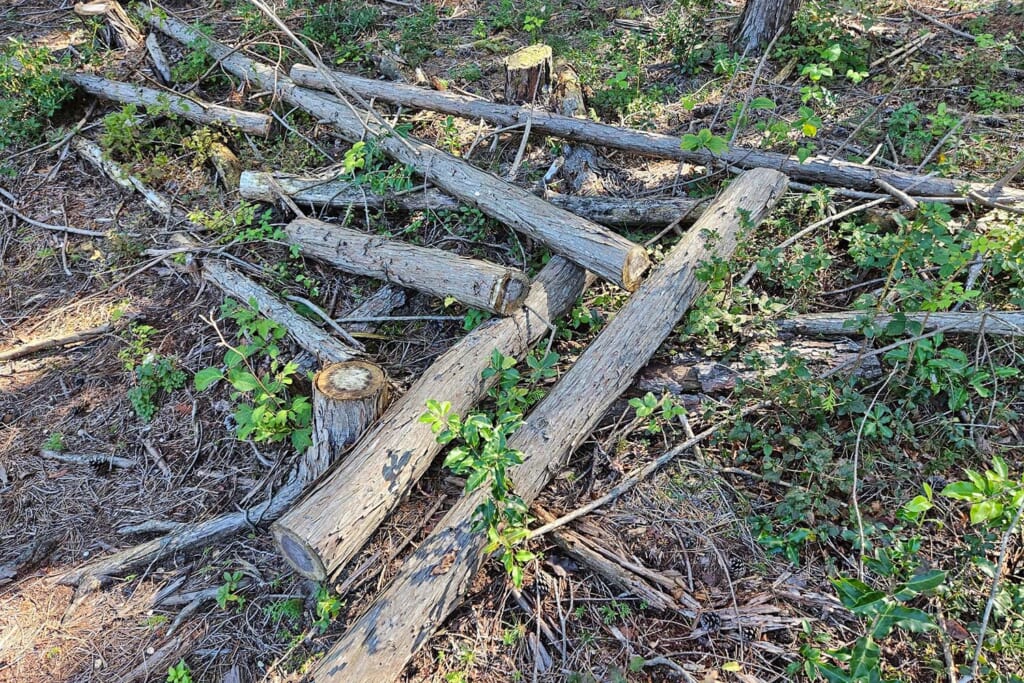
[
  {"left": 227, "top": 370, "right": 260, "bottom": 392},
  {"left": 894, "top": 569, "right": 946, "bottom": 600},
  {"left": 194, "top": 367, "right": 223, "bottom": 391},
  {"left": 941, "top": 481, "right": 978, "bottom": 499},
  {"left": 847, "top": 636, "right": 880, "bottom": 681},
  {"left": 749, "top": 97, "right": 776, "bottom": 110},
  {"left": 971, "top": 499, "right": 1003, "bottom": 525},
  {"left": 465, "top": 468, "right": 488, "bottom": 492},
  {"left": 705, "top": 134, "right": 729, "bottom": 155}
]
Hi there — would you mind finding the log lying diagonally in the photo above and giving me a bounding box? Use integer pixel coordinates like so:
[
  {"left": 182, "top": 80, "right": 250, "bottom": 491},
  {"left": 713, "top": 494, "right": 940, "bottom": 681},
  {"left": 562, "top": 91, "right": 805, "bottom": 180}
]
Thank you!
[
  {"left": 285, "top": 217, "right": 531, "bottom": 315},
  {"left": 310, "top": 168, "right": 789, "bottom": 682},
  {"left": 270, "top": 256, "right": 588, "bottom": 581},
  {"left": 289, "top": 64, "right": 1024, "bottom": 205},
  {"left": 777, "top": 310, "right": 1024, "bottom": 337},
  {"left": 239, "top": 170, "right": 708, "bottom": 228},
  {"left": 143, "top": 11, "right": 650, "bottom": 291}
]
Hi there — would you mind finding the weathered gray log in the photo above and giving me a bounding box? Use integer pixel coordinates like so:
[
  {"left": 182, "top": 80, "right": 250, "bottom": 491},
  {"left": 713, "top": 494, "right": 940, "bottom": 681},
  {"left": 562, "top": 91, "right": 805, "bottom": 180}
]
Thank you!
[
  {"left": 66, "top": 72, "right": 272, "bottom": 135},
  {"left": 309, "top": 168, "right": 789, "bottom": 681},
  {"left": 298, "top": 361, "right": 389, "bottom": 484},
  {"left": 286, "top": 217, "right": 531, "bottom": 315},
  {"left": 637, "top": 339, "right": 883, "bottom": 396},
  {"left": 552, "top": 60, "right": 604, "bottom": 196},
  {"left": 777, "top": 310, "right": 1024, "bottom": 337},
  {"left": 144, "top": 11, "right": 650, "bottom": 291},
  {"left": 240, "top": 170, "right": 706, "bottom": 228},
  {"left": 503, "top": 44, "right": 552, "bottom": 104},
  {"left": 289, "top": 63, "right": 1024, "bottom": 204},
  {"left": 145, "top": 32, "right": 172, "bottom": 83},
  {"left": 271, "top": 256, "right": 589, "bottom": 581}
]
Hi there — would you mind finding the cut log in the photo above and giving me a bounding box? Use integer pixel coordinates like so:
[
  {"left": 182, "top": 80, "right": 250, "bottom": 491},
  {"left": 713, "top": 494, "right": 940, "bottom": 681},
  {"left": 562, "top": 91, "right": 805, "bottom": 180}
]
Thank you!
[
  {"left": 145, "top": 32, "right": 172, "bottom": 84},
  {"left": 143, "top": 11, "right": 650, "bottom": 291},
  {"left": 207, "top": 140, "right": 242, "bottom": 189},
  {"left": 309, "top": 168, "right": 789, "bottom": 681},
  {"left": 239, "top": 170, "right": 707, "bottom": 228},
  {"left": 294, "top": 361, "right": 389, "bottom": 488},
  {"left": 66, "top": 72, "right": 272, "bottom": 136},
  {"left": 286, "top": 217, "right": 531, "bottom": 315},
  {"left": 503, "top": 44, "right": 552, "bottom": 104},
  {"left": 270, "top": 256, "right": 589, "bottom": 581},
  {"left": 777, "top": 310, "right": 1024, "bottom": 337},
  {"left": 636, "top": 339, "right": 883, "bottom": 396},
  {"left": 74, "top": 0, "right": 143, "bottom": 50},
  {"left": 731, "top": 0, "right": 802, "bottom": 54},
  {"left": 288, "top": 63, "right": 1024, "bottom": 204}
]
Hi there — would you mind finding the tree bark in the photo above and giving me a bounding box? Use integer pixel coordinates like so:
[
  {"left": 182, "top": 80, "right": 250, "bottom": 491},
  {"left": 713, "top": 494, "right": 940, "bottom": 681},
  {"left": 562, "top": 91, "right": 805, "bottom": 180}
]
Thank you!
[
  {"left": 731, "top": 0, "right": 802, "bottom": 55},
  {"left": 66, "top": 72, "right": 272, "bottom": 135},
  {"left": 342, "top": 285, "right": 407, "bottom": 333},
  {"left": 777, "top": 310, "right": 1024, "bottom": 337},
  {"left": 143, "top": 11, "right": 650, "bottom": 291},
  {"left": 74, "top": 0, "right": 143, "bottom": 50},
  {"left": 308, "top": 168, "right": 789, "bottom": 682},
  {"left": 144, "top": 32, "right": 172, "bottom": 84},
  {"left": 285, "top": 217, "right": 531, "bottom": 315},
  {"left": 288, "top": 64, "right": 1024, "bottom": 204},
  {"left": 270, "top": 256, "right": 589, "bottom": 581},
  {"left": 552, "top": 60, "right": 604, "bottom": 195},
  {"left": 239, "top": 170, "right": 707, "bottom": 228},
  {"left": 503, "top": 44, "right": 552, "bottom": 104}
]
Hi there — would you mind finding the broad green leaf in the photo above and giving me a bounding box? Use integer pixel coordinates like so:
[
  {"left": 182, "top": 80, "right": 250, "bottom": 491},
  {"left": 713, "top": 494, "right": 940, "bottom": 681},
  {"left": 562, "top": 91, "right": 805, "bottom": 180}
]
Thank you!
[
  {"left": 941, "top": 481, "right": 978, "bottom": 499},
  {"left": 749, "top": 97, "right": 776, "bottom": 110},
  {"left": 465, "top": 468, "right": 488, "bottom": 493},
  {"left": 970, "top": 499, "right": 1003, "bottom": 525},
  {"left": 228, "top": 369, "right": 260, "bottom": 392},
  {"left": 894, "top": 569, "right": 946, "bottom": 601},
  {"left": 194, "top": 367, "right": 223, "bottom": 391}
]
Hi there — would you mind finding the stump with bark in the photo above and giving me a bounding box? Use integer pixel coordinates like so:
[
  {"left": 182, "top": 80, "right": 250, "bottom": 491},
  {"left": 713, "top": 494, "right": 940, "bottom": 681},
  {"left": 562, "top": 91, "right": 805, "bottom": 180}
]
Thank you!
[{"left": 504, "top": 44, "right": 553, "bottom": 104}]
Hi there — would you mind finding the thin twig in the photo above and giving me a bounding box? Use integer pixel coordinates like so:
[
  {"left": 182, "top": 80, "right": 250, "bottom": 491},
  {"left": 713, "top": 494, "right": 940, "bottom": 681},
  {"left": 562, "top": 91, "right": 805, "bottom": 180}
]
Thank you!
[
  {"left": 875, "top": 178, "right": 919, "bottom": 210},
  {"left": 283, "top": 294, "right": 364, "bottom": 349},
  {"left": 0, "top": 197, "right": 107, "bottom": 237},
  {"left": 728, "top": 29, "right": 782, "bottom": 146}
]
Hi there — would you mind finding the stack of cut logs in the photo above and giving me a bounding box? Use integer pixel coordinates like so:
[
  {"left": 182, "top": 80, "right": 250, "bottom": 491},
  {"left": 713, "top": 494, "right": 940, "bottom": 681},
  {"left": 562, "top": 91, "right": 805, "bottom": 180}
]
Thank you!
[{"left": 43, "top": 6, "right": 1024, "bottom": 682}]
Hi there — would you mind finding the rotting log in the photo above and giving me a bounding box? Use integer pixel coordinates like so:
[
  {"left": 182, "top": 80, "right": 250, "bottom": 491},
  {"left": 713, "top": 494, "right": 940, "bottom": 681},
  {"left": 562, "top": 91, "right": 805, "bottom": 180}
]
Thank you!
[
  {"left": 503, "top": 44, "right": 552, "bottom": 104},
  {"left": 309, "top": 168, "right": 789, "bottom": 681},
  {"left": 777, "top": 310, "right": 1024, "bottom": 337},
  {"left": 66, "top": 72, "right": 272, "bottom": 135},
  {"left": 240, "top": 170, "right": 707, "bottom": 228},
  {"left": 0, "top": 322, "right": 112, "bottom": 363},
  {"left": 297, "top": 361, "right": 389, "bottom": 484},
  {"left": 271, "top": 256, "right": 589, "bottom": 581},
  {"left": 143, "top": 11, "right": 649, "bottom": 290},
  {"left": 289, "top": 63, "right": 1024, "bottom": 204},
  {"left": 286, "top": 217, "right": 531, "bottom": 315}
]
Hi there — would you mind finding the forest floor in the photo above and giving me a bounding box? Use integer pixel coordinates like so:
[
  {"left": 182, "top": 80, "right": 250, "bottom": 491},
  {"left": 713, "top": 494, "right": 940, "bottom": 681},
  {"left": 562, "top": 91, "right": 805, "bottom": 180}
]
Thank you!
[{"left": 2, "top": 0, "right": 1024, "bottom": 681}]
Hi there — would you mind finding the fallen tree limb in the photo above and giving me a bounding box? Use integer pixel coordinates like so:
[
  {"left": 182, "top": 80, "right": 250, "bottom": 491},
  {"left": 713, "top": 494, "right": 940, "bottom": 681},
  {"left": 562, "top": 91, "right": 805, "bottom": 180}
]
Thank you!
[
  {"left": 778, "top": 310, "right": 1024, "bottom": 337},
  {"left": 290, "top": 63, "right": 1024, "bottom": 205},
  {"left": 145, "top": 11, "right": 650, "bottom": 290},
  {"left": 286, "top": 217, "right": 531, "bottom": 315},
  {"left": 40, "top": 450, "right": 136, "bottom": 468},
  {"left": 65, "top": 72, "right": 273, "bottom": 135},
  {"left": 271, "top": 256, "right": 589, "bottom": 581},
  {"left": 0, "top": 322, "right": 112, "bottom": 363},
  {"left": 309, "top": 168, "right": 789, "bottom": 681},
  {"left": 239, "top": 170, "right": 707, "bottom": 228}
]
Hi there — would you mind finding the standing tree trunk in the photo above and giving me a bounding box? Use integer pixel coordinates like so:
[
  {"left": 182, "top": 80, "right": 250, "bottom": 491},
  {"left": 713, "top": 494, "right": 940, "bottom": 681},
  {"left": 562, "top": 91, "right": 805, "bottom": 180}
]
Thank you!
[{"left": 731, "top": 0, "right": 802, "bottom": 54}]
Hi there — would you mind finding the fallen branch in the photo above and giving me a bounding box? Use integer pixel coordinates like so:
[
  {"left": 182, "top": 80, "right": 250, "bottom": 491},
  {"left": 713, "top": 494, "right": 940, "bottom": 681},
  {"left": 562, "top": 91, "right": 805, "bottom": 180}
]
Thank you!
[
  {"left": 145, "top": 11, "right": 650, "bottom": 291},
  {"left": 271, "top": 256, "right": 589, "bottom": 581},
  {"left": 286, "top": 216, "right": 531, "bottom": 315},
  {"left": 0, "top": 322, "right": 112, "bottom": 363},
  {"left": 0, "top": 197, "right": 108, "bottom": 238},
  {"left": 777, "top": 310, "right": 1024, "bottom": 337},
  {"left": 66, "top": 72, "right": 272, "bottom": 135},
  {"left": 309, "top": 168, "right": 788, "bottom": 681},
  {"left": 40, "top": 450, "right": 136, "bottom": 468},
  {"left": 289, "top": 64, "right": 1024, "bottom": 205},
  {"left": 239, "top": 170, "right": 707, "bottom": 228}
]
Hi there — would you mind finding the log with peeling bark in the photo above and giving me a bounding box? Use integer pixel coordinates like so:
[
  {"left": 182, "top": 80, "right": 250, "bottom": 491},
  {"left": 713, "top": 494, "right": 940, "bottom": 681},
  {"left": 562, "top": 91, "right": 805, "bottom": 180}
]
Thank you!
[
  {"left": 239, "top": 170, "right": 707, "bottom": 228},
  {"left": 143, "top": 11, "right": 650, "bottom": 290},
  {"left": 289, "top": 64, "right": 1024, "bottom": 205},
  {"left": 271, "top": 256, "right": 589, "bottom": 581},
  {"left": 145, "top": 32, "right": 172, "bottom": 83},
  {"left": 309, "top": 168, "right": 789, "bottom": 682},
  {"left": 297, "top": 361, "right": 389, "bottom": 484},
  {"left": 286, "top": 217, "right": 531, "bottom": 315},
  {"left": 777, "top": 310, "right": 1024, "bottom": 337},
  {"left": 65, "top": 72, "right": 272, "bottom": 135}
]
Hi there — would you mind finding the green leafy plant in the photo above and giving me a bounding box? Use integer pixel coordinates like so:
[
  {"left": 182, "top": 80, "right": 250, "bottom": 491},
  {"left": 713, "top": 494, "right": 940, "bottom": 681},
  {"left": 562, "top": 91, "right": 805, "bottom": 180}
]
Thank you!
[
  {"left": 195, "top": 298, "right": 313, "bottom": 452},
  {"left": 0, "top": 40, "right": 74, "bottom": 150},
  {"left": 166, "top": 659, "right": 192, "bottom": 683},
  {"left": 119, "top": 324, "right": 186, "bottom": 422},
  {"left": 215, "top": 570, "right": 245, "bottom": 610},
  {"left": 42, "top": 431, "right": 66, "bottom": 452},
  {"left": 942, "top": 456, "right": 1023, "bottom": 528},
  {"left": 171, "top": 26, "right": 215, "bottom": 83},
  {"left": 681, "top": 128, "right": 729, "bottom": 155},
  {"left": 301, "top": 0, "right": 380, "bottom": 64},
  {"left": 313, "top": 584, "right": 343, "bottom": 631},
  {"left": 265, "top": 597, "right": 303, "bottom": 626}
]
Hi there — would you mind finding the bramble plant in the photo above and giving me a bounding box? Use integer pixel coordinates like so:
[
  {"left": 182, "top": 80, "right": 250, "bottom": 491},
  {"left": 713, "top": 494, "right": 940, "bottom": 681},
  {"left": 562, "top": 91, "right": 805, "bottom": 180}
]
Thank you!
[
  {"left": 421, "top": 348, "right": 558, "bottom": 587},
  {"left": 195, "top": 298, "right": 313, "bottom": 452},
  {"left": 215, "top": 570, "right": 245, "bottom": 610},
  {"left": 166, "top": 659, "right": 192, "bottom": 683},
  {"left": 119, "top": 324, "right": 186, "bottom": 422},
  {"left": 0, "top": 40, "right": 73, "bottom": 151},
  {"left": 313, "top": 584, "right": 343, "bottom": 631},
  {"left": 42, "top": 431, "right": 66, "bottom": 452}
]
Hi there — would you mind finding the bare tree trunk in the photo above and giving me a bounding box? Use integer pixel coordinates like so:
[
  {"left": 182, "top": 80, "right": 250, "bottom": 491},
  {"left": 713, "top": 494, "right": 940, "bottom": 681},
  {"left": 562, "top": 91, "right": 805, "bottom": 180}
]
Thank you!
[
  {"left": 271, "top": 256, "right": 589, "bottom": 581},
  {"left": 308, "top": 168, "right": 789, "bottom": 682},
  {"left": 731, "top": 0, "right": 802, "bottom": 54},
  {"left": 143, "top": 11, "right": 650, "bottom": 291},
  {"left": 285, "top": 217, "right": 531, "bottom": 315}
]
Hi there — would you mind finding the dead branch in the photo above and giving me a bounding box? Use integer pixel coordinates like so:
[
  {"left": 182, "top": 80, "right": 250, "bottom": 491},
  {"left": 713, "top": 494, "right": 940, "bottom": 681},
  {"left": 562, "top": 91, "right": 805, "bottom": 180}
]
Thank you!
[
  {"left": 777, "top": 310, "right": 1024, "bottom": 337},
  {"left": 0, "top": 322, "right": 112, "bottom": 362}
]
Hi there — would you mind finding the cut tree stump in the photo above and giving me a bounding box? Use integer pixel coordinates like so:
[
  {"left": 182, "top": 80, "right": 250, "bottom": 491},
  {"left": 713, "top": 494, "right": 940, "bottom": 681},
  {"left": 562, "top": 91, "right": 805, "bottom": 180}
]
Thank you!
[
  {"left": 504, "top": 44, "right": 552, "bottom": 104},
  {"left": 308, "top": 168, "right": 789, "bottom": 682},
  {"left": 270, "top": 256, "right": 589, "bottom": 581},
  {"left": 777, "top": 310, "right": 1024, "bottom": 337},
  {"left": 286, "top": 217, "right": 531, "bottom": 315},
  {"left": 240, "top": 170, "right": 706, "bottom": 228},
  {"left": 292, "top": 361, "right": 389, "bottom": 491},
  {"left": 74, "top": 0, "right": 142, "bottom": 50},
  {"left": 288, "top": 63, "right": 1024, "bottom": 205},
  {"left": 143, "top": 11, "right": 650, "bottom": 291}
]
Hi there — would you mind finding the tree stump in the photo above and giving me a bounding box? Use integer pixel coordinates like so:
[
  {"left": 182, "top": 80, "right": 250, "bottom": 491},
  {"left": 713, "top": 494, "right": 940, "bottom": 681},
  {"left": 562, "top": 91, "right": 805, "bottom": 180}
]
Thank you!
[
  {"left": 503, "top": 44, "right": 552, "bottom": 104},
  {"left": 74, "top": 1, "right": 143, "bottom": 50}
]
